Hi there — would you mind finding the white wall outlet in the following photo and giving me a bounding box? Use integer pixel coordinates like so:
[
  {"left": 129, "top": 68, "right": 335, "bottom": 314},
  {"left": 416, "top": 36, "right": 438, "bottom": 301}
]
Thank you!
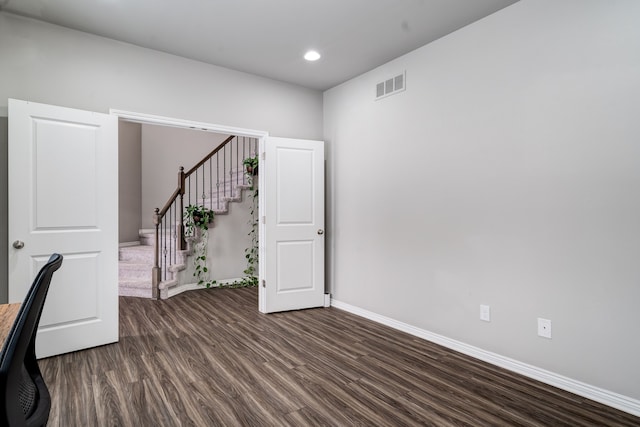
[
  {"left": 538, "top": 318, "right": 552, "bottom": 339},
  {"left": 480, "top": 305, "right": 491, "bottom": 322}
]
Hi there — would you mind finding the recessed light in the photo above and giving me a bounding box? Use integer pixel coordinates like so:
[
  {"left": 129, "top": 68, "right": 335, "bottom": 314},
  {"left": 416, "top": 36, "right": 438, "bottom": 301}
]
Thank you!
[{"left": 304, "top": 50, "right": 321, "bottom": 61}]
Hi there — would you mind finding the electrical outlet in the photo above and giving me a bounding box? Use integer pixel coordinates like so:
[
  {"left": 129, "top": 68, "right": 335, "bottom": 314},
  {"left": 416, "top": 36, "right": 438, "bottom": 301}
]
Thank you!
[
  {"left": 480, "top": 305, "right": 491, "bottom": 322},
  {"left": 538, "top": 318, "right": 552, "bottom": 339}
]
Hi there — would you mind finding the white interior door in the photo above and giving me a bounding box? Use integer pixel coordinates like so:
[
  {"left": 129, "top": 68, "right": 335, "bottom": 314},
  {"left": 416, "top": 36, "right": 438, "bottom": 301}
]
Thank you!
[
  {"left": 260, "top": 137, "right": 325, "bottom": 313},
  {"left": 8, "top": 99, "right": 118, "bottom": 358}
]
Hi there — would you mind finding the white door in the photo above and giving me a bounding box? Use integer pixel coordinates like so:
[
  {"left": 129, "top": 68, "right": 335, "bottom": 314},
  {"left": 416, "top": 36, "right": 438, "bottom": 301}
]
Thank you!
[
  {"left": 8, "top": 99, "right": 119, "bottom": 358},
  {"left": 260, "top": 137, "right": 325, "bottom": 313}
]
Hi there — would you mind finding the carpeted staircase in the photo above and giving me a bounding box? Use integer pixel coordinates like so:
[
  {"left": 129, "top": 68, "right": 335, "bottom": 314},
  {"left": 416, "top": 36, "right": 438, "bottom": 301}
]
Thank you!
[
  {"left": 118, "top": 169, "right": 252, "bottom": 299},
  {"left": 118, "top": 231, "right": 158, "bottom": 298}
]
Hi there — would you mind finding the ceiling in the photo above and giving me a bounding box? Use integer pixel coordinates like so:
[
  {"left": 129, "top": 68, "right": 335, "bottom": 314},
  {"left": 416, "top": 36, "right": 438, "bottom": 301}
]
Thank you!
[{"left": 1, "top": 0, "right": 518, "bottom": 91}]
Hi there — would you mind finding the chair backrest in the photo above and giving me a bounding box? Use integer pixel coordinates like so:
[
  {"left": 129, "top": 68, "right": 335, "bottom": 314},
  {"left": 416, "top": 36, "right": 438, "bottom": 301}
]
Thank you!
[{"left": 0, "top": 253, "right": 63, "bottom": 426}]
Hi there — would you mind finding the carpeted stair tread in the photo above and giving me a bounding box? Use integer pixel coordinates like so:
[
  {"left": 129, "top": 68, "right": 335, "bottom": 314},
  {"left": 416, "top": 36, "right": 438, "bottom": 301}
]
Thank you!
[
  {"left": 119, "top": 245, "right": 155, "bottom": 262},
  {"left": 118, "top": 279, "right": 152, "bottom": 289}
]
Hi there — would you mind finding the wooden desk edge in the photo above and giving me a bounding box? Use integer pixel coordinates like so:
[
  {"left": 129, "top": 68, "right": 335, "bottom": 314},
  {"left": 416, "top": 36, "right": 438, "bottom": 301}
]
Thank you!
[{"left": 0, "top": 303, "right": 22, "bottom": 349}]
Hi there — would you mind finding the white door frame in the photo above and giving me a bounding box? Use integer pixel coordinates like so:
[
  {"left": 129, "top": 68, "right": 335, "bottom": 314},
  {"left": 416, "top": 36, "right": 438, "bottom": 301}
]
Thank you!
[
  {"left": 109, "top": 109, "right": 269, "bottom": 306},
  {"left": 110, "top": 110, "right": 268, "bottom": 141}
]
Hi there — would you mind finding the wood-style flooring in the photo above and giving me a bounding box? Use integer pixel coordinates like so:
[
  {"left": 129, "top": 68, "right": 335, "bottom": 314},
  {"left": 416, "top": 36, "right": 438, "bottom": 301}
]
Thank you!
[{"left": 39, "top": 287, "right": 639, "bottom": 426}]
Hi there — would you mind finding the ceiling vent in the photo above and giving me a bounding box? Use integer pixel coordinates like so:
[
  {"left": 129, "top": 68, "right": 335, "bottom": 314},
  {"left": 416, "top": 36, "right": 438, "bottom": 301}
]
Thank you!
[{"left": 376, "top": 71, "right": 405, "bottom": 100}]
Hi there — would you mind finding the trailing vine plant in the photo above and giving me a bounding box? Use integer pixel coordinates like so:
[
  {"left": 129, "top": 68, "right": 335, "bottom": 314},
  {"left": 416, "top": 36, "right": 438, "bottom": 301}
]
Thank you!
[
  {"left": 183, "top": 157, "right": 259, "bottom": 291},
  {"left": 184, "top": 204, "right": 217, "bottom": 288},
  {"left": 223, "top": 155, "right": 259, "bottom": 288},
  {"left": 243, "top": 163, "right": 259, "bottom": 287}
]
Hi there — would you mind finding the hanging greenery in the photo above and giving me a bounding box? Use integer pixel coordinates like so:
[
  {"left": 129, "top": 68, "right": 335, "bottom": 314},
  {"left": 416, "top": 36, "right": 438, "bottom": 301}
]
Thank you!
[
  {"left": 184, "top": 204, "right": 217, "bottom": 288},
  {"left": 219, "top": 158, "right": 259, "bottom": 289},
  {"left": 242, "top": 168, "right": 259, "bottom": 287}
]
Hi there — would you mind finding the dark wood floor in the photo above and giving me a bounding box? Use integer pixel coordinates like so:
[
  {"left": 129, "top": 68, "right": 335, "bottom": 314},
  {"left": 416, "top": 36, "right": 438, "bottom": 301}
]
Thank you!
[{"left": 39, "top": 287, "right": 639, "bottom": 426}]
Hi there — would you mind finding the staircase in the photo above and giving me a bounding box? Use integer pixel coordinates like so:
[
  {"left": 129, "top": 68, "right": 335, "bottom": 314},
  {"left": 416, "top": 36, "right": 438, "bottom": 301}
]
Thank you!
[
  {"left": 118, "top": 134, "right": 259, "bottom": 299},
  {"left": 118, "top": 172, "right": 253, "bottom": 298},
  {"left": 118, "top": 239, "right": 156, "bottom": 298}
]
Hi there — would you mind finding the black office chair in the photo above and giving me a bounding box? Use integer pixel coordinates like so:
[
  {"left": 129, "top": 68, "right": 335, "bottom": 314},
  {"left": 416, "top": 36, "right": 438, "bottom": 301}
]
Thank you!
[{"left": 0, "top": 253, "right": 63, "bottom": 427}]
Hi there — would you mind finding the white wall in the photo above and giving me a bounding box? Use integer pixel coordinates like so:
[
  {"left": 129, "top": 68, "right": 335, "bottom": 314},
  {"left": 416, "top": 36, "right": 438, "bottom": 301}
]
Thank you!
[
  {"left": 140, "top": 124, "right": 230, "bottom": 230},
  {"left": 325, "top": 0, "right": 640, "bottom": 402},
  {"left": 118, "top": 121, "right": 142, "bottom": 243},
  {"left": 0, "top": 12, "right": 322, "bottom": 139}
]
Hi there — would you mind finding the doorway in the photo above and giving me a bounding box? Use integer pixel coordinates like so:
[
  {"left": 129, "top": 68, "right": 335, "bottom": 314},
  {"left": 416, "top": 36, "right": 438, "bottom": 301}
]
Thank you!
[{"left": 112, "top": 109, "right": 268, "bottom": 301}]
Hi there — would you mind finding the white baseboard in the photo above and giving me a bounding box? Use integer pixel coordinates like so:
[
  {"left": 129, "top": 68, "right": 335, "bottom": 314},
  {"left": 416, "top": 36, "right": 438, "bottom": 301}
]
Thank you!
[
  {"left": 166, "top": 282, "right": 201, "bottom": 298},
  {"left": 330, "top": 299, "right": 640, "bottom": 417},
  {"left": 118, "top": 241, "right": 140, "bottom": 248},
  {"left": 166, "top": 277, "right": 245, "bottom": 298}
]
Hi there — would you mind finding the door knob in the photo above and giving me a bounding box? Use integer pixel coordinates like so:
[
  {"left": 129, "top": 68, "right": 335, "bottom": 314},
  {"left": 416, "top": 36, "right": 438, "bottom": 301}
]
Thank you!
[
  {"left": 317, "top": 229, "right": 324, "bottom": 235},
  {"left": 13, "top": 240, "right": 25, "bottom": 249}
]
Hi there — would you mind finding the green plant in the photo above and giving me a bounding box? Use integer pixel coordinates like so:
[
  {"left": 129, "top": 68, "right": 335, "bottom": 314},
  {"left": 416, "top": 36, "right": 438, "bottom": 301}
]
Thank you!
[
  {"left": 217, "top": 276, "right": 258, "bottom": 289},
  {"left": 184, "top": 204, "right": 214, "bottom": 234},
  {"left": 243, "top": 155, "right": 259, "bottom": 175},
  {"left": 184, "top": 205, "right": 216, "bottom": 288},
  {"left": 243, "top": 184, "right": 259, "bottom": 283},
  {"left": 241, "top": 161, "right": 259, "bottom": 287}
]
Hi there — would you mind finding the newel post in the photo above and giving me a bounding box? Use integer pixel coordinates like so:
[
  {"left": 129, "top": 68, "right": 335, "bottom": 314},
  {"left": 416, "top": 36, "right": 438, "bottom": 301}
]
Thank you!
[
  {"left": 178, "top": 166, "right": 186, "bottom": 250},
  {"left": 152, "top": 207, "right": 161, "bottom": 299}
]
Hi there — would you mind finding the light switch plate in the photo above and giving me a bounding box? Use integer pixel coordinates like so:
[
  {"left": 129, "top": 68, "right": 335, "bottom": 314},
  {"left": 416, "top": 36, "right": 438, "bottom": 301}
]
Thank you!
[{"left": 480, "top": 305, "right": 491, "bottom": 322}]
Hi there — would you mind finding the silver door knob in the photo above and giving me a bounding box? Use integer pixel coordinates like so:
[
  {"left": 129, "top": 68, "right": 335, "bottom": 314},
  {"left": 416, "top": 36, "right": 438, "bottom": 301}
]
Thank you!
[
  {"left": 13, "top": 240, "right": 25, "bottom": 249},
  {"left": 317, "top": 229, "right": 324, "bottom": 235}
]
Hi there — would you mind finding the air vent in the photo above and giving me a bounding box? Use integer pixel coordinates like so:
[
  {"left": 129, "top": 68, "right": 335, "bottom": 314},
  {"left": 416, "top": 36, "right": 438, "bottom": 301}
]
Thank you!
[{"left": 375, "top": 71, "right": 406, "bottom": 100}]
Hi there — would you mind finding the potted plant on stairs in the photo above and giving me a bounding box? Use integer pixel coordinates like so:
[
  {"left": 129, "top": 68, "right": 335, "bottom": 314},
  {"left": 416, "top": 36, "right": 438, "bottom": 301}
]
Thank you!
[
  {"left": 184, "top": 205, "right": 216, "bottom": 288},
  {"left": 243, "top": 155, "right": 258, "bottom": 176}
]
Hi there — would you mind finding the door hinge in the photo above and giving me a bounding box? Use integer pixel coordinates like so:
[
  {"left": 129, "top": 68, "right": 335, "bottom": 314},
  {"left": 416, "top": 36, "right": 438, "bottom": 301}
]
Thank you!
[
  {"left": 261, "top": 151, "right": 266, "bottom": 160},
  {"left": 262, "top": 216, "right": 266, "bottom": 224},
  {"left": 262, "top": 280, "right": 266, "bottom": 288}
]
